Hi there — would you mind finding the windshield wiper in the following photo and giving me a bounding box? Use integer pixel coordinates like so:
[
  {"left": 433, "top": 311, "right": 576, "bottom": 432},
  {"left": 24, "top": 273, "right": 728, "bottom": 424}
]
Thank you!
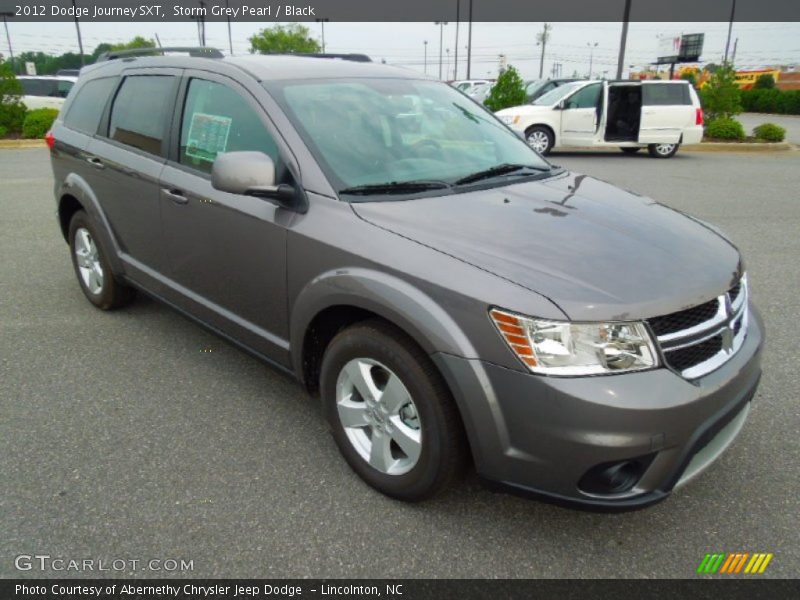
[
  {"left": 455, "top": 163, "right": 550, "bottom": 186},
  {"left": 339, "top": 180, "right": 451, "bottom": 196}
]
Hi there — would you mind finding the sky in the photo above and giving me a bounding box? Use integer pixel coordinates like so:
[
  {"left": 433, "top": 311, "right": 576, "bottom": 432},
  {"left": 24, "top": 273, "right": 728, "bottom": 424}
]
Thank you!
[{"left": 3, "top": 20, "right": 799, "bottom": 80}]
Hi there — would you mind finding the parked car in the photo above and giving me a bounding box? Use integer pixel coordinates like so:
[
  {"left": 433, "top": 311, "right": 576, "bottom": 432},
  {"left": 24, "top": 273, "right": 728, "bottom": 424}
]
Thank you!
[
  {"left": 497, "top": 79, "right": 704, "bottom": 158},
  {"left": 48, "top": 49, "right": 762, "bottom": 508},
  {"left": 452, "top": 79, "right": 493, "bottom": 95},
  {"left": 18, "top": 75, "right": 76, "bottom": 110},
  {"left": 524, "top": 78, "right": 578, "bottom": 102}
]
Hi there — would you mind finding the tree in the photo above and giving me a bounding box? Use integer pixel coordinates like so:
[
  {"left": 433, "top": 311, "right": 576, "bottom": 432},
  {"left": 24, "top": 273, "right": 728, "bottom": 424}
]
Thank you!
[
  {"left": 249, "top": 24, "right": 321, "bottom": 55},
  {"left": 0, "top": 59, "right": 26, "bottom": 134},
  {"left": 484, "top": 65, "right": 526, "bottom": 112},
  {"left": 701, "top": 65, "right": 742, "bottom": 121},
  {"left": 754, "top": 74, "right": 776, "bottom": 89},
  {"left": 110, "top": 36, "right": 156, "bottom": 51},
  {"left": 680, "top": 71, "right": 697, "bottom": 88}
]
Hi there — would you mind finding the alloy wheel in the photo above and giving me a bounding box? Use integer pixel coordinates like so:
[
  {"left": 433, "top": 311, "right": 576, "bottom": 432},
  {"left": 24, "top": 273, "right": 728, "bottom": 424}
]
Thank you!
[
  {"left": 335, "top": 358, "right": 422, "bottom": 476},
  {"left": 74, "top": 227, "right": 104, "bottom": 295}
]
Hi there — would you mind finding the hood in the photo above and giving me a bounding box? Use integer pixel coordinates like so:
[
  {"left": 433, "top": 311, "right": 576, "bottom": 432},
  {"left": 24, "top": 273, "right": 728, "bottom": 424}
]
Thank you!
[{"left": 351, "top": 171, "right": 743, "bottom": 321}]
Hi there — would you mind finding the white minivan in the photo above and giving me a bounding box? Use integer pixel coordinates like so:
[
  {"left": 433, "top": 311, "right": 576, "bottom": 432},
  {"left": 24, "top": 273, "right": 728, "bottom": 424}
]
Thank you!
[
  {"left": 496, "top": 79, "right": 704, "bottom": 158},
  {"left": 17, "top": 75, "right": 77, "bottom": 111}
]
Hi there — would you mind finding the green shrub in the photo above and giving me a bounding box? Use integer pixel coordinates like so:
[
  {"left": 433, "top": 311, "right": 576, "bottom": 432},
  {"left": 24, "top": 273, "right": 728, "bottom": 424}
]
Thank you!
[
  {"left": 22, "top": 108, "right": 59, "bottom": 138},
  {"left": 741, "top": 88, "right": 800, "bottom": 115},
  {"left": 0, "top": 61, "right": 26, "bottom": 132},
  {"left": 701, "top": 66, "right": 742, "bottom": 121},
  {"left": 754, "top": 74, "right": 775, "bottom": 89},
  {"left": 753, "top": 122, "right": 786, "bottom": 142},
  {"left": 484, "top": 65, "right": 526, "bottom": 112},
  {"left": 705, "top": 117, "right": 745, "bottom": 140},
  {"left": 0, "top": 124, "right": 7, "bottom": 138}
]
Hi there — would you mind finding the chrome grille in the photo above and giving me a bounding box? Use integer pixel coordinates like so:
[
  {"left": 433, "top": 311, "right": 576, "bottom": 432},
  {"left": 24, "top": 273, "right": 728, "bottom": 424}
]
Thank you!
[{"left": 648, "top": 275, "right": 748, "bottom": 379}]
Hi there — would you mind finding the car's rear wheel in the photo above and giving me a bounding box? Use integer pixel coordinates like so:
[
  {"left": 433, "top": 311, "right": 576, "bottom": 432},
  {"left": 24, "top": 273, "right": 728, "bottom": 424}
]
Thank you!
[
  {"left": 525, "top": 126, "right": 554, "bottom": 155},
  {"left": 68, "top": 211, "right": 135, "bottom": 310},
  {"left": 620, "top": 146, "right": 641, "bottom": 154},
  {"left": 648, "top": 143, "right": 679, "bottom": 158},
  {"left": 320, "top": 320, "right": 466, "bottom": 501}
]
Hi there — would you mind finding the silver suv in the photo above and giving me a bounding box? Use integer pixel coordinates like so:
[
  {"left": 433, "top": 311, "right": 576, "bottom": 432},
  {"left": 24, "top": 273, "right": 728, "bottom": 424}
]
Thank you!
[{"left": 48, "top": 48, "right": 763, "bottom": 509}]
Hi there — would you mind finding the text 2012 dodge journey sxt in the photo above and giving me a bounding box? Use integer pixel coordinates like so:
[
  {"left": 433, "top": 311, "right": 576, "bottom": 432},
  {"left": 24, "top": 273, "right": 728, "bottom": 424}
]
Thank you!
[{"left": 48, "top": 48, "right": 763, "bottom": 509}]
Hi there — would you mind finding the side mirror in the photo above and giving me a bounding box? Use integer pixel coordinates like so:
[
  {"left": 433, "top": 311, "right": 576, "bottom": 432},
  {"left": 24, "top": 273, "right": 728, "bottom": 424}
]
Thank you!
[{"left": 211, "top": 151, "right": 306, "bottom": 213}]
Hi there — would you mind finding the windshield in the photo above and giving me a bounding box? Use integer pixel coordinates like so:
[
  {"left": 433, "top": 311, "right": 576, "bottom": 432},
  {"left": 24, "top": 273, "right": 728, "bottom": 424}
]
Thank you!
[
  {"left": 533, "top": 81, "right": 585, "bottom": 105},
  {"left": 267, "top": 78, "right": 550, "bottom": 192}
]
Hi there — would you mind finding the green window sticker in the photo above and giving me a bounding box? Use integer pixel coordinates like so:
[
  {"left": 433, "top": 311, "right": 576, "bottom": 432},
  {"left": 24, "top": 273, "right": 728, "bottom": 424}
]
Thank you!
[{"left": 185, "top": 112, "right": 232, "bottom": 162}]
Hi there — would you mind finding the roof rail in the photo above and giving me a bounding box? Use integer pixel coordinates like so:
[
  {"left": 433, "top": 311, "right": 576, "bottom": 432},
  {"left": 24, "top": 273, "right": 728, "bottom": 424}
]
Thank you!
[
  {"left": 97, "top": 47, "right": 224, "bottom": 62},
  {"left": 303, "top": 53, "right": 372, "bottom": 63}
]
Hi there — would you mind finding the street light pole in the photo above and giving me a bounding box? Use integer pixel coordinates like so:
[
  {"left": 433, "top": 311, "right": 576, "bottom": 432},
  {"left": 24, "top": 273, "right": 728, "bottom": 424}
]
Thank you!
[
  {"left": 454, "top": 0, "right": 460, "bottom": 81},
  {"left": 316, "top": 18, "right": 329, "bottom": 53},
  {"left": 1, "top": 12, "right": 14, "bottom": 71},
  {"left": 615, "top": 0, "right": 631, "bottom": 79},
  {"left": 723, "top": 0, "right": 737, "bottom": 64},
  {"left": 423, "top": 40, "right": 428, "bottom": 75},
  {"left": 466, "top": 0, "right": 473, "bottom": 79},
  {"left": 435, "top": 21, "right": 448, "bottom": 81},
  {"left": 446, "top": 48, "right": 450, "bottom": 80},
  {"left": 225, "top": 0, "right": 233, "bottom": 54},
  {"left": 71, "top": 0, "right": 85, "bottom": 66},
  {"left": 587, "top": 42, "right": 598, "bottom": 78}
]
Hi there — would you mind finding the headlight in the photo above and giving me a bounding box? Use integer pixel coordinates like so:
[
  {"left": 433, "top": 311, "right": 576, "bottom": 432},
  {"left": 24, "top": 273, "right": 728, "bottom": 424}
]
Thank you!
[
  {"left": 500, "top": 115, "right": 519, "bottom": 125},
  {"left": 489, "top": 308, "right": 658, "bottom": 376}
]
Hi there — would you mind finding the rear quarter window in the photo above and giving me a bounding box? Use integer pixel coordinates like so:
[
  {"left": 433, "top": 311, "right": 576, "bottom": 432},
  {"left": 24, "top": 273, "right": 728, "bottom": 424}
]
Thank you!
[
  {"left": 642, "top": 84, "right": 691, "bottom": 106},
  {"left": 108, "top": 75, "right": 177, "bottom": 156},
  {"left": 63, "top": 77, "right": 118, "bottom": 135},
  {"left": 20, "top": 78, "right": 56, "bottom": 97}
]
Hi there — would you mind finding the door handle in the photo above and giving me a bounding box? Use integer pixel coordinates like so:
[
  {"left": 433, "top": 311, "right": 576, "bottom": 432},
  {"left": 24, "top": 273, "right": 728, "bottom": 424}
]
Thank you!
[
  {"left": 163, "top": 188, "right": 189, "bottom": 205},
  {"left": 85, "top": 156, "right": 105, "bottom": 170}
]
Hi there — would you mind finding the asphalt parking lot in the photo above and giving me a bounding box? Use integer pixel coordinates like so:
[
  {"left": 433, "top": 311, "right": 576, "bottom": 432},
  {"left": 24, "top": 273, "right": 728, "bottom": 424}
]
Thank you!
[{"left": 1, "top": 148, "right": 798, "bottom": 579}]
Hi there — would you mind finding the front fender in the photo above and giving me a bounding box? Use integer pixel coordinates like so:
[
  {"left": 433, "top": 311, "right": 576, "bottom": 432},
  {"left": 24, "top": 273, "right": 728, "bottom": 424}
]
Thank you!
[
  {"left": 58, "top": 173, "right": 125, "bottom": 276},
  {"left": 290, "top": 267, "right": 477, "bottom": 377}
]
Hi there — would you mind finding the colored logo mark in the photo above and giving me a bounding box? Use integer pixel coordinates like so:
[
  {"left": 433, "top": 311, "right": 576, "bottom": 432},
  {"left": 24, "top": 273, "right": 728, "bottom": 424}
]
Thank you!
[{"left": 697, "top": 553, "right": 773, "bottom": 574}]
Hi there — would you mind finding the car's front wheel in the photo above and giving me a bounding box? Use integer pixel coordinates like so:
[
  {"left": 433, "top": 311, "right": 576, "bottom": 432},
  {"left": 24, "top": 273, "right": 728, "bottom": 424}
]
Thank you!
[
  {"left": 68, "top": 211, "right": 135, "bottom": 310},
  {"left": 525, "top": 125, "right": 554, "bottom": 155},
  {"left": 320, "top": 320, "right": 466, "bottom": 501},
  {"left": 648, "top": 143, "right": 679, "bottom": 158}
]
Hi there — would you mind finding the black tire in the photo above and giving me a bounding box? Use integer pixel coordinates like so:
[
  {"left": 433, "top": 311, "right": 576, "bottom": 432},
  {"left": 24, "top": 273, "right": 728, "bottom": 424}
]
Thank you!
[
  {"left": 320, "top": 319, "right": 467, "bottom": 501},
  {"left": 68, "top": 210, "right": 135, "bottom": 310},
  {"left": 620, "top": 146, "right": 641, "bottom": 154},
  {"left": 525, "top": 125, "right": 554, "bottom": 155},
  {"left": 647, "top": 143, "right": 679, "bottom": 158}
]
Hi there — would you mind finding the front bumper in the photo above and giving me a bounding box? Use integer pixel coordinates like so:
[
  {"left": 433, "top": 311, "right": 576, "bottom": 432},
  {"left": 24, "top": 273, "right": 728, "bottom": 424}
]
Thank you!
[{"left": 433, "top": 305, "right": 764, "bottom": 511}]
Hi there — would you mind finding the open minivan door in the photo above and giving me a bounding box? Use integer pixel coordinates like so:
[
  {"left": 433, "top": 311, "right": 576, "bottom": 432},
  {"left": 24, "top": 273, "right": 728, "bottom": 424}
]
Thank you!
[
  {"left": 559, "top": 81, "right": 604, "bottom": 147},
  {"left": 637, "top": 81, "right": 694, "bottom": 145}
]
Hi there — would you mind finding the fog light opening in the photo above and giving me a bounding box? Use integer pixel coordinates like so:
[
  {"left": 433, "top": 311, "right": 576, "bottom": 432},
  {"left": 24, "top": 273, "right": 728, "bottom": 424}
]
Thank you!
[{"left": 578, "top": 454, "right": 655, "bottom": 495}]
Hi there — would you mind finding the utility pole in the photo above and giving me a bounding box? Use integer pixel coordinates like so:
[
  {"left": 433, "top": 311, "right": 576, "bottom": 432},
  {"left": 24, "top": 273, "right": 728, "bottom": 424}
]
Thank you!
[
  {"left": 446, "top": 48, "right": 451, "bottom": 80},
  {"left": 616, "top": 0, "right": 631, "bottom": 79},
  {"left": 225, "top": 0, "right": 233, "bottom": 54},
  {"left": 454, "top": 0, "right": 460, "bottom": 81},
  {"left": 71, "top": 0, "right": 85, "bottom": 66},
  {"left": 731, "top": 37, "right": 738, "bottom": 65},
  {"left": 423, "top": 40, "right": 428, "bottom": 75},
  {"left": 466, "top": 0, "right": 473, "bottom": 79},
  {"left": 537, "top": 23, "right": 551, "bottom": 79},
  {"left": 1, "top": 12, "right": 13, "bottom": 72},
  {"left": 587, "top": 42, "right": 598, "bottom": 79},
  {"left": 435, "top": 21, "right": 448, "bottom": 81},
  {"left": 723, "top": 0, "right": 737, "bottom": 64},
  {"left": 316, "top": 18, "right": 329, "bottom": 53}
]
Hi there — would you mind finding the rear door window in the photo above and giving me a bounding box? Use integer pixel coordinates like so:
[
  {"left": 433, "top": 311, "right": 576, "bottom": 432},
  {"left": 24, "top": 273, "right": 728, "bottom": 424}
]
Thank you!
[
  {"left": 642, "top": 84, "right": 691, "bottom": 106},
  {"left": 108, "top": 75, "right": 178, "bottom": 156},
  {"left": 63, "top": 77, "right": 117, "bottom": 135},
  {"left": 179, "top": 78, "right": 278, "bottom": 174}
]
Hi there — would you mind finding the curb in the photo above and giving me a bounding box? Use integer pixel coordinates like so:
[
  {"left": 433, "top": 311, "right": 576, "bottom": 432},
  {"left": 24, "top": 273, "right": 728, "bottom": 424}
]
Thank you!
[
  {"left": 0, "top": 139, "right": 47, "bottom": 149},
  {"left": 683, "top": 142, "right": 795, "bottom": 152}
]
